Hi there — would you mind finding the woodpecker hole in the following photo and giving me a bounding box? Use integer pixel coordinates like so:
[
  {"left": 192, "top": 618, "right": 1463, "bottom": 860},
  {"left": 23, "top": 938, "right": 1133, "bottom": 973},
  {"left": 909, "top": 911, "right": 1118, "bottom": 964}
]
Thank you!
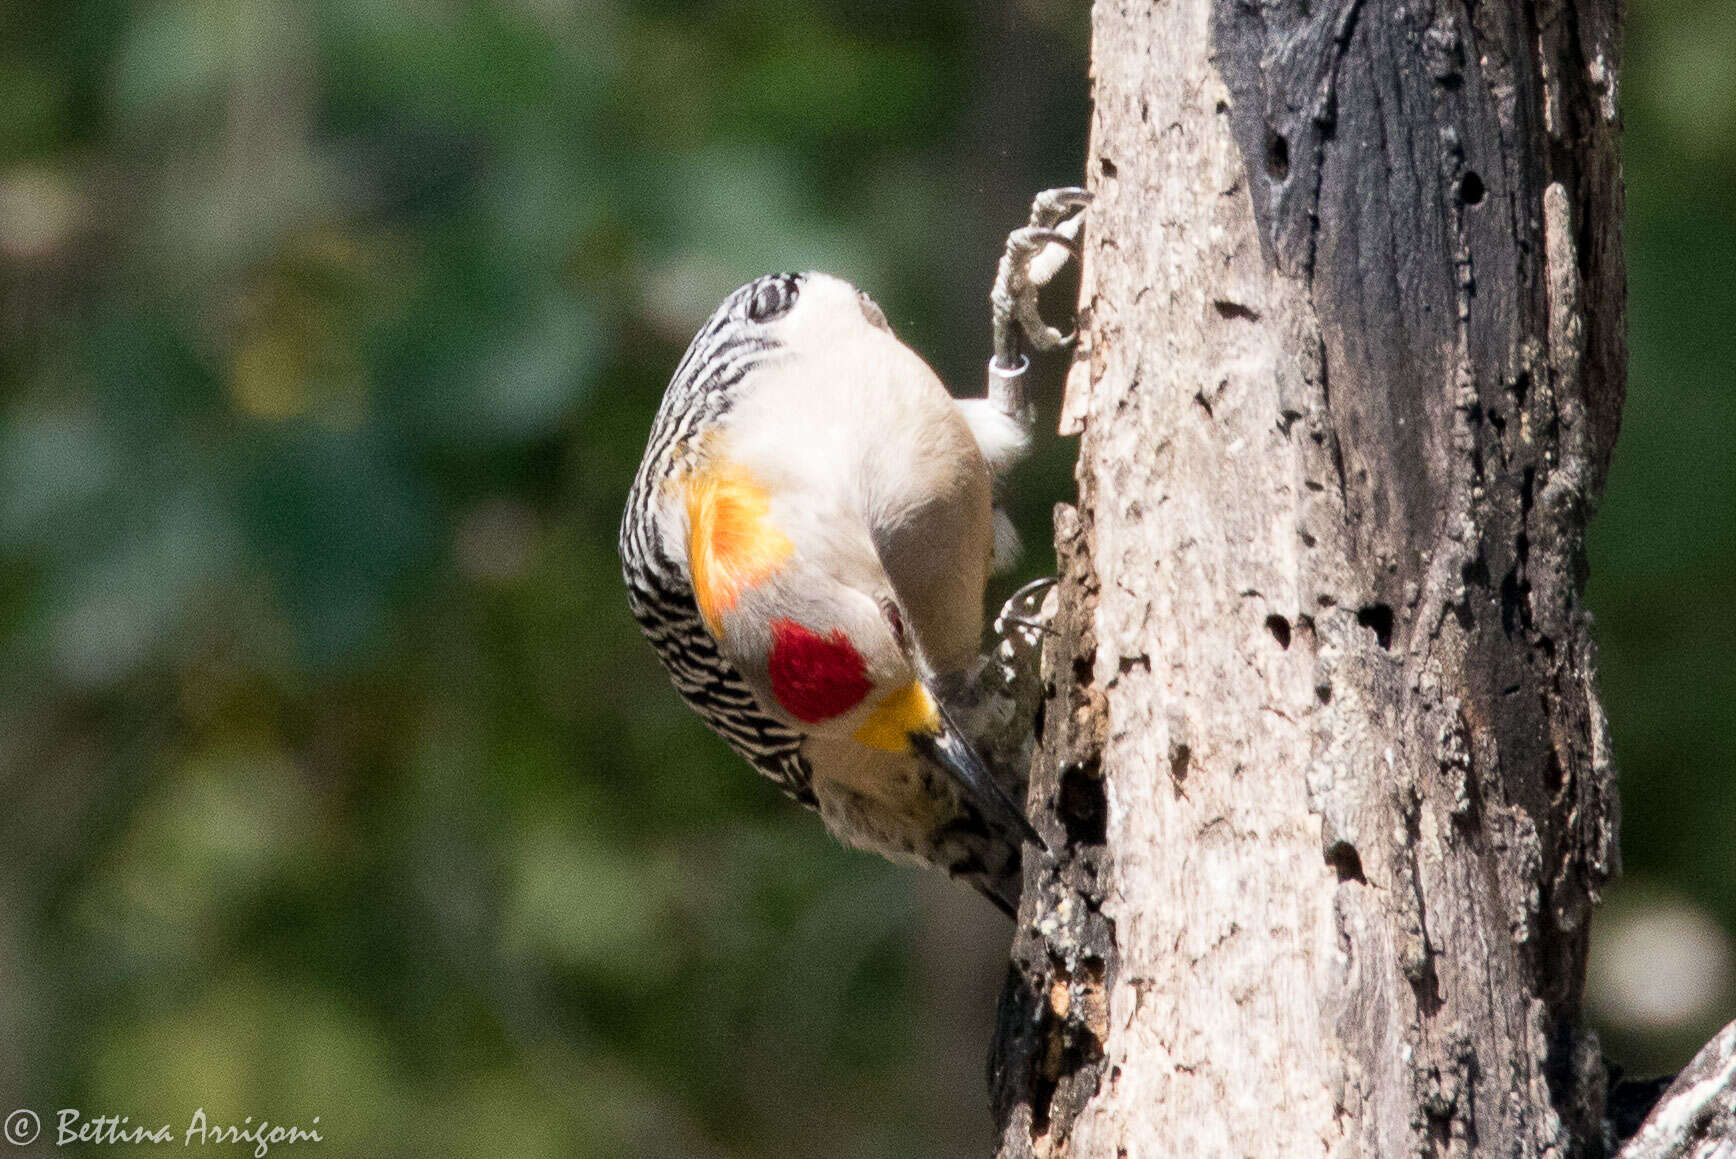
[
  {"left": 1325, "top": 840, "right": 1366, "bottom": 884},
  {"left": 1058, "top": 760, "right": 1108, "bottom": 846},
  {"left": 1100, "top": 154, "right": 1118, "bottom": 179},
  {"left": 1265, "top": 614, "right": 1292, "bottom": 650},
  {"left": 1457, "top": 170, "right": 1486, "bottom": 205},
  {"left": 1168, "top": 742, "right": 1191, "bottom": 786},
  {"left": 1356, "top": 604, "right": 1394, "bottom": 650},
  {"left": 1072, "top": 646, "right": 1095, "bottom": 687},
  {"left": 1265, "top": 129, "right": 1290, "bottom": 180}
]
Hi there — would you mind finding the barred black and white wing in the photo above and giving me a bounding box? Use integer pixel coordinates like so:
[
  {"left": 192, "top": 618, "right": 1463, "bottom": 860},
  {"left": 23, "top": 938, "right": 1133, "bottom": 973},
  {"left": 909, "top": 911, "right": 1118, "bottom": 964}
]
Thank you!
[
  {"left": 619, "top": 274, "right": 815, "bottom": 808},
  {"left": 619, "top": 538, "right": 816, "bottom": 808}
]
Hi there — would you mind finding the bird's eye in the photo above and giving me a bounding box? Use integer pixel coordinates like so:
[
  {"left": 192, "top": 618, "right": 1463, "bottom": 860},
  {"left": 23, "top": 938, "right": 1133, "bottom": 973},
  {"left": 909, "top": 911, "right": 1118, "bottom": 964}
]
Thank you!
[
  {"left": 880, "top": 599, "right": 907, "bottom": 648},
  {"left": 747, "top": 276, "right": 799, "bottom": 323},
  {"left": 857, "top": 291, "right": 890, "bottom": 332}
]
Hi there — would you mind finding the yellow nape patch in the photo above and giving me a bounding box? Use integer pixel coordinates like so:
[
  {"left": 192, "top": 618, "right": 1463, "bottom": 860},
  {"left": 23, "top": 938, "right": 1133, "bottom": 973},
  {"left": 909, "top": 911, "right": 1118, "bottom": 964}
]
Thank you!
[
  {"left": 687, "top": 463, "right": 792, "bottom": 636},
  {"left": 853, "top": 681, "right": 941, "bottom": 754}
]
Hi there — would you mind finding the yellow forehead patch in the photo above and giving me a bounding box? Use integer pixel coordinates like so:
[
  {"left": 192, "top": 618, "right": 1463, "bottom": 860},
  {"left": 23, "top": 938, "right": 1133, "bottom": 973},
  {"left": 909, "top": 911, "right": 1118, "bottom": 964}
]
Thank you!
[
  {"left": 686, "top": 463, "right": 793, "bottom": 637},
  {"left": 852, "top": 680, "right": 941, "bottom": 754}
]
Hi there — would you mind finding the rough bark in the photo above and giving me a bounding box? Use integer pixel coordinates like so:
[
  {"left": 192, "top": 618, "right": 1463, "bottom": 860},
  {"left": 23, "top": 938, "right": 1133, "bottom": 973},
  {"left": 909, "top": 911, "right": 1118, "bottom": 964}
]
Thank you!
[
  {"left": 1616, "top": 1020, "right": 1736, "bottom": 1159},
  {"left": 992, "top": 1, "right": 1628, "bottom": 1156}
]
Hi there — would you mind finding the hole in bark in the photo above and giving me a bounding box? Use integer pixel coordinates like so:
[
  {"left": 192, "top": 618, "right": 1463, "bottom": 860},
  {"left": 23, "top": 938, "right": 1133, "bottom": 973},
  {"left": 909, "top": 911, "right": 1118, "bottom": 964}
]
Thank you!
[
  {"left": 1072, "top": 646, "right": 1095, "bottom": 687},
  {"left": 1099, "top": 154, "right": 1118, "bottom": 179},
  {"left": 1058, "top": 761, "right": 1108, "bottom": 846},
  {"left": 1356, "top": 604, "right": 1394, "bottom": 649},
  {"left": 1213, "top": 299, "right": 1261, "bottom": 322},
  {"left": 1545, "top": 747, "right": 1564, "bottom": 794},
  {"left": 1265, "top": 129, "right": 1290, "bottom": 180},
  {"left": 1500, "top": 561, "right": 1531, "bottom": 636},
  {"left": 1512, "top": 371, "right": 1531, "bottom": 406},
  {"left": 1325, "top": 840, "right": 1366, "bottom": 883},
  {"left": 1412, "top": 955, "right": 1444, "bottom": 1016},
  {"left": 1030, "top": 1055, "right": 1058, "bottom": 1136},
  {"left": 1462, "top": 550, "right": 1490, "bottom": 588},
  {"left": 1457, "top": 170, "right": 1486, "bottom": 205},
  {"left": 1265, "top": 614, "right": 1292, "bottom": 649},
  {"left": 1169, "top": 743, "right": 1191, "bottom": 786},
  {"left": 1316, "top": 681, "right": 1333, "bottom": 704}
]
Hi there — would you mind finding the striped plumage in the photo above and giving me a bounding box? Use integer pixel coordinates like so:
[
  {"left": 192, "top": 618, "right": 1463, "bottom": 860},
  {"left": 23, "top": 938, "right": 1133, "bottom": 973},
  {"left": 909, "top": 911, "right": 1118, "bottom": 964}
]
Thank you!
[
  {"left": 619, "top": 277, "right": 817, "bottom": 805},
  {"left": 619, "top": 271, "right": 1038, "bottom": 914}
]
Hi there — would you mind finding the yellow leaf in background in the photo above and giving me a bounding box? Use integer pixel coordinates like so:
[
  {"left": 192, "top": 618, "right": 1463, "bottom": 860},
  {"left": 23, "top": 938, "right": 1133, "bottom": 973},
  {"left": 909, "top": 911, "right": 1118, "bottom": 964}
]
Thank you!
[{"left": 229, "top": 325, "right": 308, "bottom": 420}]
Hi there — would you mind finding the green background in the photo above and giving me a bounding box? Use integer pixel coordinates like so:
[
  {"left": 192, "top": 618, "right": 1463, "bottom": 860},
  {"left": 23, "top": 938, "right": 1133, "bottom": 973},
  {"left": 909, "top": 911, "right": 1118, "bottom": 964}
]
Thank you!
[{"left": 0, "top": 2, "right": 1730, "bottom": 1156}]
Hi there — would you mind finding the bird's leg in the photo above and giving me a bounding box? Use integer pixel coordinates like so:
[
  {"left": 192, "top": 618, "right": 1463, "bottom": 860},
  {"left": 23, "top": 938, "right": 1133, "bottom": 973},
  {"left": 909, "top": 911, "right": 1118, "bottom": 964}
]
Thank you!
[
  {"left": 975, "top": 193, "right": 1087, "bottom": 788},
  {"left": 987, "top": 187, "right": 1091, "bottom": 434}
]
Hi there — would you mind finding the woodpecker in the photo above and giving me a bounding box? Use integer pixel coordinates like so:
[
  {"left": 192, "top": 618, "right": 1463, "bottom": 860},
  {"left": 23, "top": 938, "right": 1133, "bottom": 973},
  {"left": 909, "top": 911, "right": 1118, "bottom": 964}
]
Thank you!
[{"left": 620, "top": 189, "right": 1088, "bottom": 913}]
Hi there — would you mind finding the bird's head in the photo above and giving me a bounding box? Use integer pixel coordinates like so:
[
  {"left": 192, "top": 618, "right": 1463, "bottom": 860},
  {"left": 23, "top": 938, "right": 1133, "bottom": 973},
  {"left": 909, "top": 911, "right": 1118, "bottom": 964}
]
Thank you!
[{"left": 713, "top": 269, "right": 894, "bottom": 346}]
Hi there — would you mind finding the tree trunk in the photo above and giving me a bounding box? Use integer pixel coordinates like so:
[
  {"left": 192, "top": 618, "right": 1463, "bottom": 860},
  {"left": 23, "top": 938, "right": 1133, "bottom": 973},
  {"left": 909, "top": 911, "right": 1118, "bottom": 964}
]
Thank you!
[{"left": 992, "top": 1, "right": 1629, "bottom": 1156}]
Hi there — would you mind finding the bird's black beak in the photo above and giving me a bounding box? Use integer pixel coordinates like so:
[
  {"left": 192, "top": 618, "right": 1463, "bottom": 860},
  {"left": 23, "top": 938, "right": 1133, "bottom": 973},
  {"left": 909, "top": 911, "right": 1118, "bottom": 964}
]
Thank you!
[{"left": 910, "top": 693, "right": 1047, "bottom": 853}]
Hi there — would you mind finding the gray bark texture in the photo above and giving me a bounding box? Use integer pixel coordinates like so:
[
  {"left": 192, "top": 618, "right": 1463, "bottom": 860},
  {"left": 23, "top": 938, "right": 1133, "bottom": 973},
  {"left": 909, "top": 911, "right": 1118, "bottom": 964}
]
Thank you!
[
  {"left": 991, "top": 0, "right": 1633, "bottom": 1156},
  {"left": 1616, "top": 1020, "right": 1736, "bottom": 1159}
]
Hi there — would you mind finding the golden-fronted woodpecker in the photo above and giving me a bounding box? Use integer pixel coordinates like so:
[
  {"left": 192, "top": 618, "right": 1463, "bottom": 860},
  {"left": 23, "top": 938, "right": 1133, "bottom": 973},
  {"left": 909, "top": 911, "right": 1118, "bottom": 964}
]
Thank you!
[{"left": 620, "top": 189, "right": 1088, "bottom": 913}]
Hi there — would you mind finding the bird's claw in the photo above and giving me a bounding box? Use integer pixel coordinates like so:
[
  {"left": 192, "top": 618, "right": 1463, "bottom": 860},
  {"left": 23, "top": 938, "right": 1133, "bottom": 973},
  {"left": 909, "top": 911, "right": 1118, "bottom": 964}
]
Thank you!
[
  {"left": 989, "top": 575, "right": 1059, "bottom": 698},
  {"left": 1029, "top": 186, "right": 1092, "bottom": 227},
  {"left": 994, "top": 576, "right": 1061, "bottom": 645},
  {"left": 992, "top": 188, "right": 1091, "bottom": 369}
]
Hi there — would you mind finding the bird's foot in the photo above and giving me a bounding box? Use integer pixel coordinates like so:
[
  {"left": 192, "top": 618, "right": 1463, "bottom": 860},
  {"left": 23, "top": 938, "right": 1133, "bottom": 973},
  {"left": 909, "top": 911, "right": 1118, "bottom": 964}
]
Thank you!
[
  {"left": 979, "top": 575, "right": 1059, "bottom": 784},
  {"left": 994, "top": 575, "right": 1060, "bottom": 651},
  {"left": 991, "top": 187, "right": 1091, "bottom": 368}
]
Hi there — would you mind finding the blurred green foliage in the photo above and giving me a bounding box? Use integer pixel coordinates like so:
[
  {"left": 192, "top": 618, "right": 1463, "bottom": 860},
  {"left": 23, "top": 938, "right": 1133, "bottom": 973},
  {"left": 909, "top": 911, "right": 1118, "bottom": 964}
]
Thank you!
[
  {"left": 0, "top": 3, "right": 1085, "bottom": 1156},
  {"left": 0, "top": 0, "right": 1731, "bottom": 1155},
  {"left": 1588, "top": 0, "right": 1736, "bottom": 1072}
]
